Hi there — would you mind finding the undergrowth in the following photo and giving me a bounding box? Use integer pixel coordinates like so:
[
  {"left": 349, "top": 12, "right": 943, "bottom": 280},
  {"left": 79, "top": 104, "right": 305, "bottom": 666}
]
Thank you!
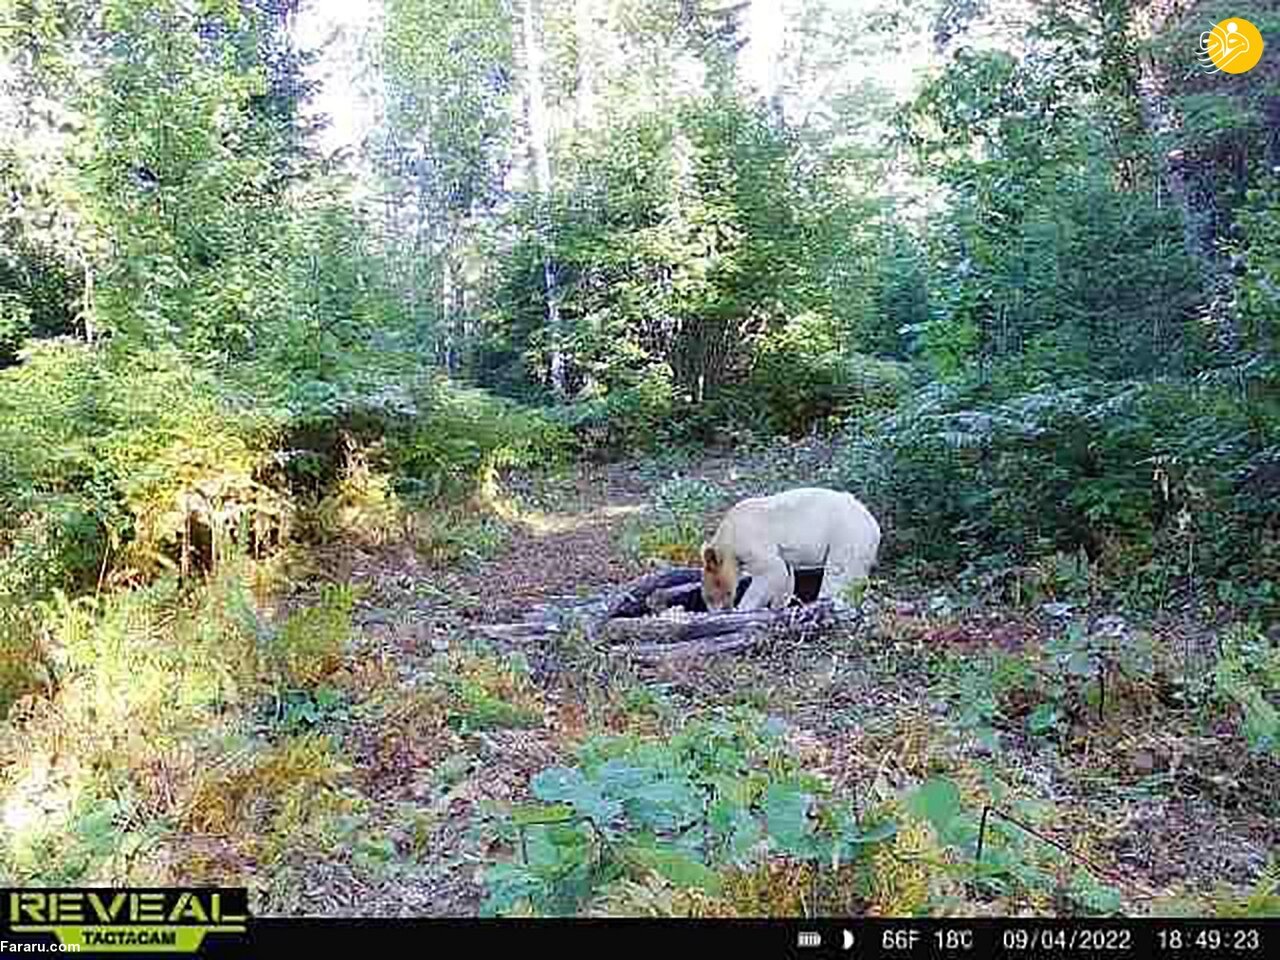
[
  {"left": 621, "top": 476, "right": 724, "bottom": 566},
  {"left": 0, "top": 558, "right": 361, "bottom": 888},
  {"left": 468, "top": 700, "right": 1164, "bottom": 918}
]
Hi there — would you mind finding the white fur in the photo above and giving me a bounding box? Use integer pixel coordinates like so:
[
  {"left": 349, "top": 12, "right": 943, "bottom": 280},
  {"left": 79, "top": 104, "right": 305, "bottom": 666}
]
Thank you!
[{"left": 702, "top": 487, "right": 881, "bottom": 611}]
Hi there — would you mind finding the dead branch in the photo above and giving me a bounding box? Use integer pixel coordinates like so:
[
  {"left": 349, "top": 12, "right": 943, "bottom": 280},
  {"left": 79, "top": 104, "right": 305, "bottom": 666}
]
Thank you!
[
  {"left": 475, "top": 565, "right": 849, "bottom": 659},
  {"left": 611, "top": 631, "right": 767, "bottom": 662},
  {"left": 600, "top": 566, "right": 703, "bottom": 620}
]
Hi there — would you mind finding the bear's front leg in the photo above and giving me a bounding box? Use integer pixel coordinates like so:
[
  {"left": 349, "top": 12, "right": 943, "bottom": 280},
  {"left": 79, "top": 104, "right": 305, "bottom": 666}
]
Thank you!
[{"left": 735, "top": 553, "right": 794, "bottom": 611}]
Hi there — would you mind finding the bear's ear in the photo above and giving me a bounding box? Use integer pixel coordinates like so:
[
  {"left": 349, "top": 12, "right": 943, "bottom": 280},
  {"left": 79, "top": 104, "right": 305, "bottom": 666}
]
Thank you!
[{"left": 701, "top": 543, "right": 719, "bottom": 570}]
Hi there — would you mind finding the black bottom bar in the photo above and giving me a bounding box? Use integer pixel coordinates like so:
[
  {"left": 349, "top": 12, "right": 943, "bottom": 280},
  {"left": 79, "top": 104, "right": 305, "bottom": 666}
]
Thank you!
[{"left": 2, "top": 916, "right": 1275, "bottom": 959}]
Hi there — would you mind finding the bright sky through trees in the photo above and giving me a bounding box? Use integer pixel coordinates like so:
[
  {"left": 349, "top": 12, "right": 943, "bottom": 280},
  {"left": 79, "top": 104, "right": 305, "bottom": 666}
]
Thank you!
[{"left": 291, "top": 0, "right": 936, "bottom": 157}]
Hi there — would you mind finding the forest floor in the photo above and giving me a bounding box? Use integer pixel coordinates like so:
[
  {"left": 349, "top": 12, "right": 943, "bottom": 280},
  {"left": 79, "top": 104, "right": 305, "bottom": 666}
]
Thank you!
[{"left": 254, "top": 442, "right": 1278, "bottom": 918}]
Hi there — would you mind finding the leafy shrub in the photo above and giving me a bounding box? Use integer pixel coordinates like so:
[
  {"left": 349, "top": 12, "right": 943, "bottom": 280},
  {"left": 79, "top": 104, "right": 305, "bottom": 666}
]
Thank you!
[
  {"left": 443, "top": 651, "right": 545, "bottom": 732},
  {"left": 875, "top": 775, "right": 1122, "bottom": 915},
  {"left": 475, "top": 710, "right": 899, "bottom": 917},
  {"left": 0, "top": 496, "right": 105, "bottom": 602},
  {"left": 0, "top": 560, "right": 365, "bottom": 886},
  {"left": 1213, "top": 625, "right": 1280, "bottom": 758},
  {"left": 391, "top": 381, "right": 573, "bottom": 501},
  {"left": 551, "top": 364, "right": 681, "bottom": 458},
  {"left": 622, "top": 476, "right": 724, "bottom": 565},
  {"left": 747, "top": 313, "right": 911, "bottom": 436},
  {"left": 0, "top": 293, "right": 33, "bottom": 365},
  {"left": 0, "top": 339, "right": 568, "bottom": 604},
  {"left": 0, "top": 341, "right": 290, "bottom": 591},
  {"left": 183, "top": 731, "right": 359, "bottom": 868},
  {"left": 1208, "top": 859, "right": 1280, "bottom": 918},
  {"left": 303, "top": 452, "right": 408, "bottom": 548},
  {"left": 837, "top": 377, "right": 1280, "bottom": 609},
  {"left": 40, "top": 571, "right": 263, "bottom": 740},
  {"left": 0, "top": 606, "right": 45, "bottom": 718},
  {"left": 268, "top": 583, "right": 358, "bottom": 691},
  {"left": 933, "top": 649, "right": 1042, "bottom": 751},
  {"left": 408, "top": 508, "right": 511, "bottom": 567}
]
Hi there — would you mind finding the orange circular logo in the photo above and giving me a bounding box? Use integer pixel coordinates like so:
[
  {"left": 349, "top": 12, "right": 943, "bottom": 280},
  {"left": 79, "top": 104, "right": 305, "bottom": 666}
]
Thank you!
[{"left": 1199, "top": 18, "right": 1265, "bottom": 74}]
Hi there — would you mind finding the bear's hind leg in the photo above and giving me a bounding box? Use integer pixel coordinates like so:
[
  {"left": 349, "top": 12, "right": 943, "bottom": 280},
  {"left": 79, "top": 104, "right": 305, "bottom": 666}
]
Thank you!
[{"left": 818, "top": 543, "right": 873, "bottom": 606}]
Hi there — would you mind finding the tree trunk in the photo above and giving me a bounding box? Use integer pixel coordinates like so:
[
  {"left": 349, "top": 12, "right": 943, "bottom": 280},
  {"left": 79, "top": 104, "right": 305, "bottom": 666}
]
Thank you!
[
  {"left": 521, "top": 0, "right": 565, "bottom": 398},
  {"left": 574, "top": 0, "right": 597, "bottom": 130},
  {"left": 441, "top": 248, "right": 457, "bottom": 374},
  {"left": 1133, "top": 1, "right": 1234, "bottom": 358},
  {"left": 1134, "top": 3, "right": 1212, "bottom": 258}
]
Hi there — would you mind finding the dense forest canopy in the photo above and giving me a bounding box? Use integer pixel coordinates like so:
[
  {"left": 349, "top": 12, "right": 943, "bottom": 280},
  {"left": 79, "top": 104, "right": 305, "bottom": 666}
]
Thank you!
[{"left": 0, "top": 0, "right": 1276, "bottom": 921}]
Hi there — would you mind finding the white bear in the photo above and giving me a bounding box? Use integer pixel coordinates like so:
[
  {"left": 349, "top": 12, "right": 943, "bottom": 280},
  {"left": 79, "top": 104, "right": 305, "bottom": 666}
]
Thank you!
[{"left": 700, "top": 487, "right": 881, "bottom": 612}]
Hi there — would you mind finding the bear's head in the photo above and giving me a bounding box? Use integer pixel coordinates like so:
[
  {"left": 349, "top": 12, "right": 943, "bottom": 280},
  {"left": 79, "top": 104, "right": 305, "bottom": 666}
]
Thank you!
[{"left": 700, "top": 543, "right": 738, "bottom": 611}]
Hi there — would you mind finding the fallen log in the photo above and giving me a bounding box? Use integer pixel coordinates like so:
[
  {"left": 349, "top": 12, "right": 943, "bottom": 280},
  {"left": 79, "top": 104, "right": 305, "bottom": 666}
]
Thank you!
[
  {"left": 613, "top": 632, "right": 765, "bottom": 662},
  {"left": 644, "top": 581, "right": 703, "bottom": 614},
  {"left": 474, "top": 621, "right": 564, "bottom": 642},
  {"left": 601, "top": 566, "right": 704, "bottom": 619},
  {"left": 473, "top": 564, "right": 847, "bottom": 659},
  {"left": 599, "top": 603, "right": 824, "bottom": 646},
  {"left": 605, "top": 599, "right": 843, "bottom": 661}
]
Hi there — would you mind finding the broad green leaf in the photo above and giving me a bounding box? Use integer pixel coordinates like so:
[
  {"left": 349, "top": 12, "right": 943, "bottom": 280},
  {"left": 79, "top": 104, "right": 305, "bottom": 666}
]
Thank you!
[
  {"left": 623, "top": 845, "right": 722, "bottom": 894},
  {"left": 906, "top": 778, "right": 961, "bottom": 835},
  {"left": 524, "top": 822, "right": 592, "bottom": 872},
  {"left": 1067, "top": 650, "right": 1092, "bottom": 676},
  {"left": 480, "top": 863, "right": 548, "bottom": 917},
  {"left": 707, "top": 797, "right": 744, "bottom": 835},
  {"left": 1027, "top": 703, "right": 1060, "bottom": 735},
  {"left": 626, "top": 778, "right": 703, "bottom": 831},
  {"left": 1069, "top": 869, "right": 1122, "bottom": 914},
  {"left": 510, "top": 803, "right": 575, "bottom": 826},
  {"left": 709, "top": 798, "right": 764, "bottom": 862},
  {"left": 595, "top": 759, "right": 658, "bottom": 794},
  {"left": 531, "top": 767, "right": 622, "bottom": 827},
  {"left": 763, "top": 781, "right": 815, "bottom": 857},
  {"left": 708, "top": 773, "right": 755, "bottom": 806}
]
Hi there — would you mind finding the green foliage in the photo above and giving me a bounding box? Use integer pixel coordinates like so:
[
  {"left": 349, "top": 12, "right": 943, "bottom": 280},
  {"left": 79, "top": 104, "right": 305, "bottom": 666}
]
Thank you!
[
  {"left": 838, "top": 378, "right": 1280, "bottom": 607},
  {"left": 0, "top": 604, "right": 45, "bottom": 718},
  {"left": 0, "top": 0, "right": 461, "bottom": 599},
  {"left": 42, "top": 572, "right": 259, "bottom": 728},
  {"left": 1210, "top": 860, "right": 1280, "bottom": 918},
  {"left": 83, "top": 1, "right": 285, "bottom": 351},
  {"left": 747, "top": 313, "right": 911, "bottom": 436},
  {"left": 439, "top": 651, "right": 545, "bottom": 734},
  {"left": 622, "top": 476, "right": 723, "bottom": 565},
  {"left": 897, "top": 775, "right": 1123, "bottom": 915},
  {"left": 409, "top": 507, "right": 511, "bottom": 568},
  {"left": 390, "top": 382, "right": 573, "bottom": 501},
  {"left": 550, "top": 365, "right": 682, "bottom": 457},
  {"left": 0, "top": 553, "right": 370, "bottom": 886},
  {"left": 1213, "top": 626, "right": 1280, "bottom": 758},
  {"left": 277, "top": 686, "right": 349, "bottom": 735},
  {"left": 1238, "top": 174, "right": 1280, "bottom": 361},
  {"left": 0, "top": 292, "right": 34, "bottom": 365},
  {"left": 478, "top": 89, "right": 884, "bottom": 421},
  {"left": 476, "top": 710, "right": 898, "bottom": 916},
  {"left": 451, "top": 687, "right": 543, "bottom": 732},
  {"left": 904, "top": 778, "right": 962, "bottom": 837},
  {"left": 0, "top": 341, "right": 288, "bottom": 588},
  {"left": 0, "top": 343, "right": 562, "bottom": 604},
  {"left": 933, "top": 649, "right": 1041, "bottom": 751},
  {"left": 268, "top": 582, "right": 358, "bottom": 692},
  {"left": 0, "top": 495, "right": 104, "bottom": 603},
  {"left": 5, "top": 791, "right": 164, "bottom": 886}
]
